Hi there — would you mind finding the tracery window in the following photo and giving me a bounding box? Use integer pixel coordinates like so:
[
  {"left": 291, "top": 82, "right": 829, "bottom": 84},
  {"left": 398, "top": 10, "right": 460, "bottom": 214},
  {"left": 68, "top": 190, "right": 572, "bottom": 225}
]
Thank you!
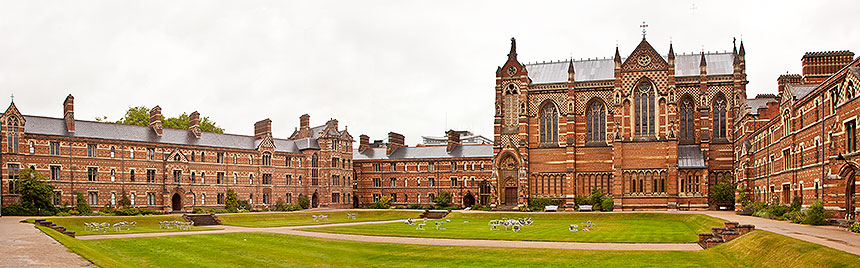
[
  {"left": 782, "top": 112, "right": 790, "bottom": 137},
  {"left": 539, "top": 102, "right": 558, "bottom": 144},
  {"left": 503, "top": 84, "right": 519, "bottom": 127},
  {"left": 7, "top": 118, "right": 19, "bottom": 153},
  {"left": 634, "top": 82, "right": 655, "bottom": 136},
  {"left": 586, "top": 101, "right": 606, "bottom": 143},
  {"left": 713, "top": 96, "right": 727, "bottom": 139},
  {"left": 680, "top": 97, "right": 695, "bottom": 141}
]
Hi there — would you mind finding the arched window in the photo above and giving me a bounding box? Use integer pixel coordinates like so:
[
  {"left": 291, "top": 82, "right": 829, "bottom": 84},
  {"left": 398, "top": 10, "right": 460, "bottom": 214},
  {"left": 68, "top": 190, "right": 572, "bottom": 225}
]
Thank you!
[
  {"left": 713, "top": 95, "right": 727, "bottom": 139},
  {"left": 634, "top": 82, "right": 655, "bottom": 136},
  {"left": 312, "top": 153, "right": 319, "bottom": 167},
  {"left": 110, "top": 146, "right": 115, "bottom": 158},
  {"left": 586, "top": 100, "right": 606, "bottom": 142},
  {"left": 262, "top": 152, "right": 272, "bottom": 166},
  {"left": 7, "top": 118, "right": 19, "bottom": 153},
  {"left": 782, "top": 111, "right": 790, "bottom": 137},
  {"left": 29, "top": 141, "right": 35, "bottom": 154},
  {"left": 539, "top": 102, "right": 558, "bottom": 144},
  {"left": 680, "top": 97, "right": 695, "bottom": 141},
  {"left": 503, "top": 84, "right": 519, "bottom": 127}
]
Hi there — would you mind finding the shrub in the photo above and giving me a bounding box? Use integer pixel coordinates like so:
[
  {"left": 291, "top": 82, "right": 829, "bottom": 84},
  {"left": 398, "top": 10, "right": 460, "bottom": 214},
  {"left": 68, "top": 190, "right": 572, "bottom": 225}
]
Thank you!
[
  {"left": 224, "top": 189, "right": 239, "bottom": 210},
  {"left": 374, "top": 196, "right": 392, "bottom": 209},
  {"left": 589, "top": 188, "right": 606, "bottom": 207},
  {"left": 766, "top": 204, "right": 789, "bottom": 218},
  {"left": 736, "top": 187, "right": 752, "bottom": 208},
  {"left": 274, "top": 198, "right": 287, "bottom": 211},
  {"left": 600, "top": 197, "right": 614, "bottom": 211},
  {"left": 433, "top": 191, "right": 452, "bottom": 207},
  {"left": 527, "top": 198, "right": 563, "bottom": 211},
  {"left": 298, "top": 195, "right": 310, "bottom": 209},
  {"left": 117, "top": 191, "right": 132, "bottom": 208},
  {"left": 710, "top": 175, "right": 736, "bottom": 207},
  {"left": 286, "top": 204, "right": 302, "bottom": 211},
  {"left": 784, "top": 210, "right": 803, "bottom": 224},
  {"left": 802, "top": 200, "right": 826, "bottom": 225},
  {"left": 1, "top": 203, "right": 38, "bottom": 216},
  {"left": 237, "top": 200, "right": 252, "bottom": 211},
  {"left": 850, "top": 221, "right": 860, "bottom": 233},
  {"left": 8, "top": 168, "right": 58, "bottom": 215},
  {"left": 790, "top": 196, "right": 802, "bottom": 212},
  {"left": 407, "top": 204, "right": 423, "bottom": 209},
  {"left": 574, "top": 196, "right": 589, "bottom": 209},
  {"left": 75, "top": 192, "right": 92, "bottom": 215}
]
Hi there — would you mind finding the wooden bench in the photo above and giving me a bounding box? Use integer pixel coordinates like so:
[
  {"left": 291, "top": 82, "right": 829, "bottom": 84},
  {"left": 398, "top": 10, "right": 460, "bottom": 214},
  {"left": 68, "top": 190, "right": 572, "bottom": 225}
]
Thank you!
[
  {"left": 579, "top": 205, "right": 593, "bottom": 211},
  {"left": 544, "top": 205, "right": 558, "bottom": 212}
]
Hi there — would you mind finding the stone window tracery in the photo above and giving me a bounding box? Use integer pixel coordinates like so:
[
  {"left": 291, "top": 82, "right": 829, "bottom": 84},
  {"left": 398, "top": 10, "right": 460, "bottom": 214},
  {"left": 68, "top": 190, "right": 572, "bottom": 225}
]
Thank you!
[{"left": 586, "top": 100, "right": 606, "bottom": 143}]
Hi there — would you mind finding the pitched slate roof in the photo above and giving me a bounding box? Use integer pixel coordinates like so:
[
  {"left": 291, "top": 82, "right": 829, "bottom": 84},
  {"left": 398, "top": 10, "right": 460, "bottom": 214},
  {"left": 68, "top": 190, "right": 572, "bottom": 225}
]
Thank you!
[
  {"left": 525, "top": 52, "right": 735, "bottom": 84},
  {"left": 678, "top": 144, "right": 706, "bottom": 169},
  {"left": 353, "top": 145, "right": 493, "bottom": 160},
  {"left": 23, "top": 115, "right": 310, "bottom": 153},
  {"left": 787, "top": 83, "right": 819, "bottom": 100},
  {"left": 745, "top": 97, "right": 777, "bottom": 115}
]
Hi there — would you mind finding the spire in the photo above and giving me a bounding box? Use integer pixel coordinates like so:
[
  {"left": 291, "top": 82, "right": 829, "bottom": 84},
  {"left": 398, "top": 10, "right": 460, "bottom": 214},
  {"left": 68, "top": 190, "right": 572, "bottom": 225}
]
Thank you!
[
  {"left": 568, "top": 58, "right": 575, "bottom": 74},
  {"left": 738, "top": 40, "right": 745, "bottom": 56},
  {"left": 614, "top": 46, "right": 621, "bottom": 63},
  {"left": 700, "top": 51, "right": 707, "bottom": 67},
  {"left": 507, "top": 37, "right": 518, "bottom": 61},
  {"left": 668, "top": 42, "right": 675, "bottom": 59},
  {"left": 732, "top": 37, "right": 738, "bottom": 55}
]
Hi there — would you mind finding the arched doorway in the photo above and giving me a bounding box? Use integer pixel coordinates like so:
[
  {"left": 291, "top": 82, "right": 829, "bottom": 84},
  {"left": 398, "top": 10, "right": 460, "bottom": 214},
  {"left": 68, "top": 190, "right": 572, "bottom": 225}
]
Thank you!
[
  {"left": 463, "top": 192, "right": 475, "bottom": 208},
  {"left": 311, "top": 192, "right": 319, "bottom": 208},
  {"left": 171, "top": 193, "right": 182, "bottom": 212},
  {"left": 497, "top": 153, "right": 519, "bottom": 205},
  {"left": 353, "top": 195, "right": 359, "bottom": 208},
  {"left": 840, "top": 163, "right": 858, "bottom": 218}
]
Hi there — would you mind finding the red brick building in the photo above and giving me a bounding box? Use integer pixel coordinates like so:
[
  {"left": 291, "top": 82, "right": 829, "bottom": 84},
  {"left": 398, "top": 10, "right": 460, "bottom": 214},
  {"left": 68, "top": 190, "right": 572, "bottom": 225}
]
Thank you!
[
  {"left": 352, "top": 131, "right": 493, "bottom": 207},
  {"left": 492, "top": 36, "right": 743, "bottom": 210},
  {"left": 1, "top": 94, "right": 354, "bottom": 212},
  {"left": 734, "top": 51, "right": 860, "bottom": 218}
]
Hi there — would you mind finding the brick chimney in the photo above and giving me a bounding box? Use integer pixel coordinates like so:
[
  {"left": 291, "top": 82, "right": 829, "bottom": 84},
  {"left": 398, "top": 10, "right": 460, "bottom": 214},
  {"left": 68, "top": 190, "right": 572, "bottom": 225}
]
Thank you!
[
  {"left": 386, "top": 132, "right": 405, "bottom": 155},
  {"left": 802, "top": 50, "right": 854, "bottom": 83},
  {"left": 189, "top": 111, "right": 201, "bottom": 138},
  {"left": 446, "top": 130, "right": 462, "bottom": 152},
  {"left": 777, "top": 74, "right": 803, "bottom": 101},
  {"left": 254, "top": 118, "right": 272, "bottom": 139},
  {"left": 359, "top": 134, "right": 370, "bottom": 152},
  {"left": 150, "top": 106, "right": 163, "bottom": 136},
  {"left": 63, "top": 94, "right": 75, "bottom": 132},
  {"left": 327, "top": 118, "right": 338, "bottom": 130},
  {"left": 300, "top": 114, "right": 310, "bottom": 129}
]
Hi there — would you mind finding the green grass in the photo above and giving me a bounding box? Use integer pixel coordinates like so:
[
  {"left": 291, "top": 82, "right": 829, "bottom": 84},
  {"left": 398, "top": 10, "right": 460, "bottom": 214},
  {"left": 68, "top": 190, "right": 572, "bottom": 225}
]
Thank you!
[
  {"left": 32, "top": 215, "right": 220, "bottom": 236},
  {"left": 217, "top": 210, "right": 421, "bottom": 227},
  {"left": 300, "top": 212, "right": 726, "bottom": 243},
  {"left": 39, "top": 225, "right": 860, "bottom": 268}
]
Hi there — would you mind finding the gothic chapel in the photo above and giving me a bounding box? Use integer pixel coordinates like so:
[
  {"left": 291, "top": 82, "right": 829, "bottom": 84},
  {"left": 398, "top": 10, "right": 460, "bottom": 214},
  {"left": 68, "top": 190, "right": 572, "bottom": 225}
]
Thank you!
[{"left": 492, "top": 34, "right": 744, "bottom": 210}]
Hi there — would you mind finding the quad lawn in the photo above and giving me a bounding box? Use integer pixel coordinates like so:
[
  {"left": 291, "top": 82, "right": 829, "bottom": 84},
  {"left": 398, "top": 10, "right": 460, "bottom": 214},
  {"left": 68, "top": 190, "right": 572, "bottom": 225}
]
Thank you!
[
  {"left": 217, "top": 209, "right": 421, "bottom": 227},
  {"left": 29, "top": 215, "right": 220, "bottom": 236},
  {"left": 39, "top": 226, "right": 860, "bottom": 268},
  {"left": 300, "top": 212, "right": 726, "bottom": 243}
]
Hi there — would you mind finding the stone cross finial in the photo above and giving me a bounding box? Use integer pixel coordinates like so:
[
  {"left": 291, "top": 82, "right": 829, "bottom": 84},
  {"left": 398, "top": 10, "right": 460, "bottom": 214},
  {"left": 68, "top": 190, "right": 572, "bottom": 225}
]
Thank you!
[{"left": 640, "top": 21, "right": 648, "bottom": 38}]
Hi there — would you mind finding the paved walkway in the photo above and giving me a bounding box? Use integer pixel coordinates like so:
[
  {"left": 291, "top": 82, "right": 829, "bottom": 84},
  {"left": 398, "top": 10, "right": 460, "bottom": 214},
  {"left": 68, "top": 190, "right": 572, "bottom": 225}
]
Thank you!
[
  {"left": 698, "top": 211, "right": 860, "bottom": 255},
  {"left": 0, "top": 217, "right": 91, "bottom": 268},
  {"left": 77, "top": 219, "right": 702, "bottom": 251}
]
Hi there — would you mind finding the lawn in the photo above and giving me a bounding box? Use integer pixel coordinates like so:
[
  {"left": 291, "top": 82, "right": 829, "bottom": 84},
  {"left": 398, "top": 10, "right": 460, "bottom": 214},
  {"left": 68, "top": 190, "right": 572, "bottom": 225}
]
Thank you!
[
  {"left": 300, "top": 212, "right": 726, "bottom": 243},
  {"left": 39, "top": 226, "right": 860, "bottom": 268},
  {"left": 217, "top": 209, "right": 421, "bottom": 227},
  {"left": 31, "top": 215, "right": 221, "bottom": 236}
]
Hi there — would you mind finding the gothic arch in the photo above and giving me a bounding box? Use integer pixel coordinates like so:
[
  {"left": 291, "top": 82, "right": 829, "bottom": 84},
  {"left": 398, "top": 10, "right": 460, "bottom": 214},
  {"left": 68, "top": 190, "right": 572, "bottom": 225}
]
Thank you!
[
  {"left": 679, "top": 94, "right": 696, "bottom": 142},
  {"left": 538, "top": 99, "right": 559, "bottom": 144},
  {"left": 839, "top": 162, "right": 860, "bottom": 217},
  {"left": 585, "top": 97, "right": 607, "bottom": 143},
  {"left": 633, "top": 77, "right": 657, "bottom": 137}
]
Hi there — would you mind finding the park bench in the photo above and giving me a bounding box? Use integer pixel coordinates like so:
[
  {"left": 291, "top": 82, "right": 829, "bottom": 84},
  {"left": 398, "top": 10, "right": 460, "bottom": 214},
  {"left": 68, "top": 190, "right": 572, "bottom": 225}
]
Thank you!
[
  {"left": 579, "top": 205, "right": 593, "bottom": 211},
  {"left": 544, "top": 205, "right": 558, "bottom": 212}
]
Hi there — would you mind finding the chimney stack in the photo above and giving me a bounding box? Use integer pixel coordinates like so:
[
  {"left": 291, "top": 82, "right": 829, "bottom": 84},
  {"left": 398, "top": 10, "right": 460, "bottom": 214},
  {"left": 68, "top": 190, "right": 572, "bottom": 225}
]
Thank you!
[
  {"left": 801, "top": 50, "right": 854, "bottom": 83},
  {"left": 327, "top": 118, "right": 338, "bottom": 130},
  {"left": 189, "top": 111, "right": 201, "bottom": 138},
  {"left": 300, "top": 114, "right": 310, "bottom": 129},
  {"left": 150, "top": 106, "right": 163, "bottom": 136},
  {"left": 386, "top": 132, "right": 405, "bottom": 155},
  {"left": 359, "top": 134, "right": 369, "bottom": 152},
  {"left": 254, "top": 118, "right": 272, "bottom": 139},
  {"left": 63, "top": 94, "right": 75, "bottom": 132},
  {"left": 446, "top": 130, "right": 462, "bottom": 152}
]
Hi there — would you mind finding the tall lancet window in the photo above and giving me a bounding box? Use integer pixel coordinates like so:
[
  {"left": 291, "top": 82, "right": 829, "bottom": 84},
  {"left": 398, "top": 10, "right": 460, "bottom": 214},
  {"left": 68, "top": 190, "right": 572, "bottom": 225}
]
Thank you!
[
  {"left": 503, "top": 84, "right": 519, "bottom": 127},
  {"left": 680, "top": 97, "right": 695, "bottom": 141},
  {"left": 635, "top": 82, "right": 655, "bottom": 136},
  {"left": 539, "top": 102, "right": 558, "bottom": 144},
  {"left": 586, "top": 101, "right": 606, "bottom": 142},
  {"left": 713, "top": 96, "right": 727, "bottom": 139},
  {"left": 7, "top": 118, "right": 19, "bottom": 153}
]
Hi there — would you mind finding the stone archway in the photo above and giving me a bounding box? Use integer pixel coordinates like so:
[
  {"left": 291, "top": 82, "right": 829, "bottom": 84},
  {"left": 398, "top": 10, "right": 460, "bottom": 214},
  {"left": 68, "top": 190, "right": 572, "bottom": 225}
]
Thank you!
[
  {"left": 311, "top": 191, "right": 319, "bottom": 208},
  {"left": 839, "top": 163, "right": 859, "bottom": 218},
  {"left": 171, "top": 193, "right": 182, "bottom": 212},
  {"left": 353, "top": 195, "right": 359, "bottom": 208},
  {"left": 497, "top": 152, "right": 520, "bottom": 205},
  {"left": 463, "top": 192, "right": 475, "bottom": 208}
]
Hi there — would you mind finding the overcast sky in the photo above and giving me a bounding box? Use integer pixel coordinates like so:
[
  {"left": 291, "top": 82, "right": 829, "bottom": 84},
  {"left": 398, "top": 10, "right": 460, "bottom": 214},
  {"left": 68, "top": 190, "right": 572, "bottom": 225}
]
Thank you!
[{"left": 1, "top": 0, "right": 858, "bottom": 145}]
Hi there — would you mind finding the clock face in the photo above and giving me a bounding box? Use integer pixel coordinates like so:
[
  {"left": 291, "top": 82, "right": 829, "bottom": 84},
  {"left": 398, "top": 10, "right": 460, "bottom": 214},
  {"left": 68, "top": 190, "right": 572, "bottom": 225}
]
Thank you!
[
  {"left": 506, "top": 66, "right": 517, "bottom": 76},
  {"left": 638, "top": 55, "right": 651, "bottom": 67}
]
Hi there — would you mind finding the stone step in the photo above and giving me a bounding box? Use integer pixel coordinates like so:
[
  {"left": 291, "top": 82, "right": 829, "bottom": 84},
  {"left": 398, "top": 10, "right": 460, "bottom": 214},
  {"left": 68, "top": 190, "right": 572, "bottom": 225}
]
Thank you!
[
  {"left": 419, "top": 210, "right": 450, "bottom": 219},
  {"left": 184, "top": 214, "right": 222, "bottom": 226}
]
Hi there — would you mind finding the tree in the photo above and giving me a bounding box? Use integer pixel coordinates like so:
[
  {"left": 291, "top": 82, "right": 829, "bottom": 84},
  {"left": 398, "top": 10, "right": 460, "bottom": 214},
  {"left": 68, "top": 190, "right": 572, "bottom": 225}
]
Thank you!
[
  {"left": 225, "top": 189, "right": 239, "bottom": 211},
  {"left": 711, "top": 175, "right": 736, "bottom": 206},
  {"left": 433, "top": 191, "right": 452, "bottom": 207},
  {"left": 13, "top": 168, "right": 57, "bottom": 215},
  {"left": 115, "top": 106, "right": 225, "bottom": 133},
  {"left": 298, "top": 195, "right": 310, "bottom": 209},
  {"left": 76, "top": 192, "right": 92, "bottom": 215},
  {"left": 118, "top": 191, "right": 131, "bottom": 208}
]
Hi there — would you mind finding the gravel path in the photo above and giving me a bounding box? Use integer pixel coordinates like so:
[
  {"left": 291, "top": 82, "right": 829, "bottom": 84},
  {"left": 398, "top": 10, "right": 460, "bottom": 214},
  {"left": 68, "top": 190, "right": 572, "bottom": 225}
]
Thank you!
[{"left": 0, "top": 217, "right": 91, "bottom": 268}]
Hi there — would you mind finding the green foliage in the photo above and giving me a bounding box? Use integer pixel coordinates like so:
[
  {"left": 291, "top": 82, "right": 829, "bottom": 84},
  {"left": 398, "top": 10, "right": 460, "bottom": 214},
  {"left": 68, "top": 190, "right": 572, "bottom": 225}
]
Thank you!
[
  {"left": 225, "top": 189, "right": 239, "bottom": 211},
  {"left": 527, "top": 198, "right": 564, "bottom": 211},
  {"left": 589, "top": 188, "right": 606, "bottom": 206},
  {"left": 100, "top": 203, "right": 115, "bottom": 215},
  {"left": 118, "top": 191, "right": 132, "bottom": 208},
  {"left": 407, "top": 204, "right": 423, "bottom": 209},
  {"left": 76, "top": 192, "right": 92, "bottom": 215},
  {"left": 802, "top": 200, "right": 826, "bottom": 225},
  {"left": 600, "top": 197, "right": 614, "bottom": 211},
  {"left": 115, "top": 106, "right": 224, "bottom": 133},
  {"left": 790, "top": 196, "right": 802, "bottom": 212},
  {"left": 274, "top": 198, "right": 287, "bottom": 211},
  {"left": 433, "top": 191, "right": 452, "bottom": 207},
  {"left": 850, "top": 221, "right": 860, "bottom": 233},
  {"left": 298, "top": 195, "right": 310, "bottom": 209},
  {"left": 237, "top": 200, "right": 252, "bottom": 211},
  {"left": 574, "top": 196, "right": 589, "bottom": 207},
  {"left": 6, "top": 168, "right": 58, "bottom": 215},
  {"left": 736, "top": 186, "right": 752, "bottom": 208},
  {"left": 710, "top": 175, "right": 736, "bottom": 205},
  {"left": 374, "top": 196, "right": 392, "bottom": 209}
]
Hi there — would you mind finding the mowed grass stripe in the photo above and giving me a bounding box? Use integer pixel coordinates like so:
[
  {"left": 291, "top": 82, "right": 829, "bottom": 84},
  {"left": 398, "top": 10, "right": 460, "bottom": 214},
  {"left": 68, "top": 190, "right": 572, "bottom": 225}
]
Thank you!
[
  {"left": 54, "top": 230, "right": 860, "bottom": 267},
  {"left": 301, "top": 212, "right": 725, "bottom": 243},
  {"left": 217, "top": 210, "right": 421, "bottom": 227}
]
